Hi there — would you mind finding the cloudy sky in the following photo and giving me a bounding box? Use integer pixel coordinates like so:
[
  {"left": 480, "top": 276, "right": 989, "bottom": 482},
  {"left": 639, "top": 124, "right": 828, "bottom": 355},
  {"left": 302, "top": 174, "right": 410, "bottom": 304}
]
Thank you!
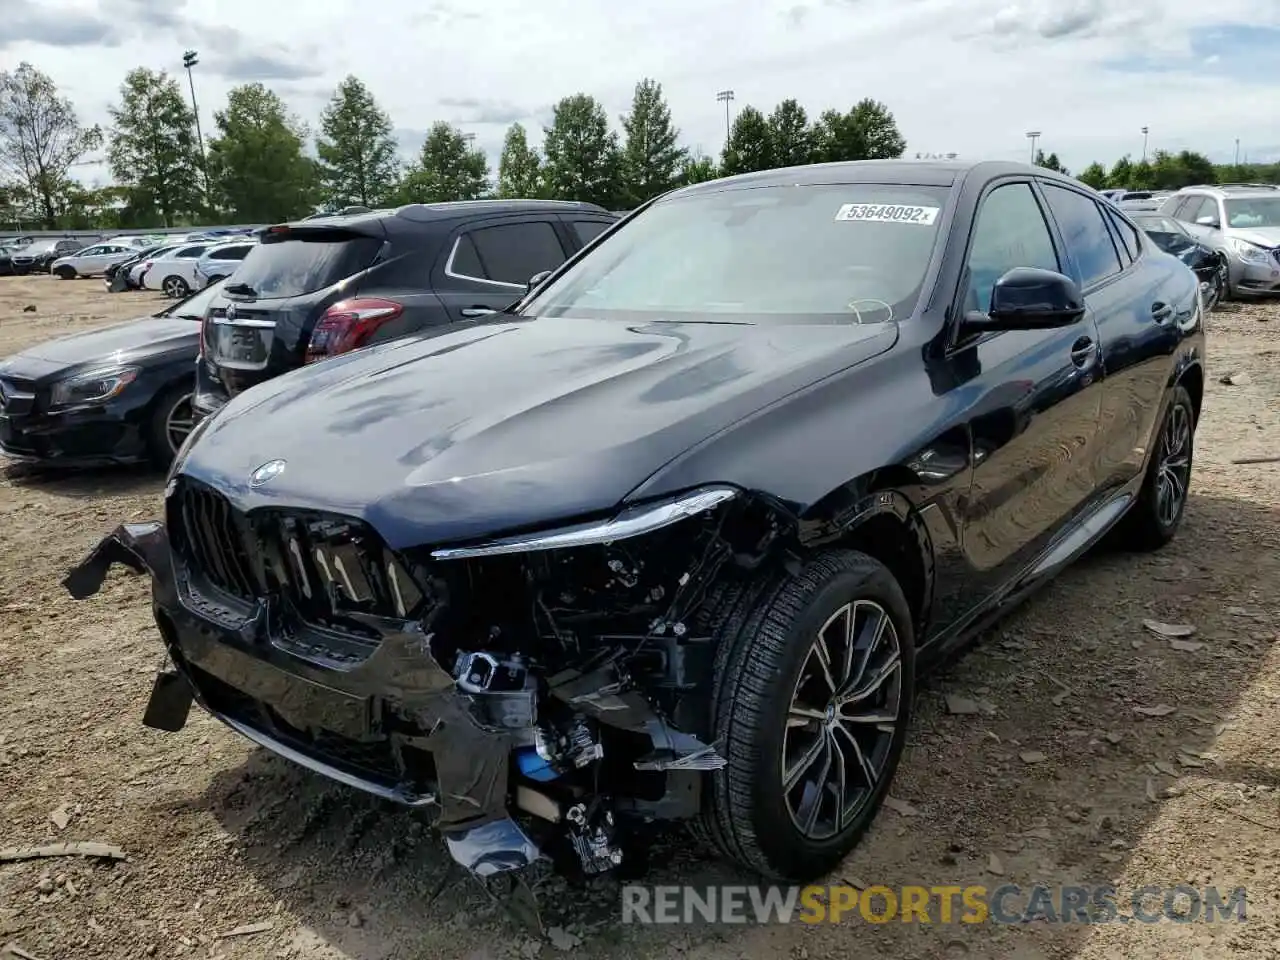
[{"left": 3, "top": 0, "right": 1279, "bottom": 186}]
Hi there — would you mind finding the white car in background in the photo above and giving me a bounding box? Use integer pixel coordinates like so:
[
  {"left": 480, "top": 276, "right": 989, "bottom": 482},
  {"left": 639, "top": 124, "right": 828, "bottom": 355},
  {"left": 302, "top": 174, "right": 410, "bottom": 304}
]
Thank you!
[
  {"left": 50, "top": 240, "right": 147, "bottom": 279},
  {"left": 193, "top": 239, "right": 258, "bottom": 289},
  {"left": 142, "top": 242, "right": 218, "bottom": 298}
]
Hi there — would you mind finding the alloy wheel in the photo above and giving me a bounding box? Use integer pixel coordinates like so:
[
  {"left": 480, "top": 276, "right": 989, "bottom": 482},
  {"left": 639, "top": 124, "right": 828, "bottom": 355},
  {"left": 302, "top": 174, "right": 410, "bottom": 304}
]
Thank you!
[
  {"left": 782, "top": 599, "right": 903, "bottom": 841},
  {"left": 164, "top": 277, "right": 187, "bottom": 298},
  {"left": 1154, "top": 401, "right": 1191, "bottom": 528},
  {"left": 165, "top": 393, "right": 195, "bottom": 455}
]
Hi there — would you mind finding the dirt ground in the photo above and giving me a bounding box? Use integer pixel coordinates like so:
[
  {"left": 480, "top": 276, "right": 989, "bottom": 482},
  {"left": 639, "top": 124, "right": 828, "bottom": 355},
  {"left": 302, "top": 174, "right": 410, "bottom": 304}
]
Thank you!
[{"left": 1, "top": 273, "right": 1278, "bottom": 960}]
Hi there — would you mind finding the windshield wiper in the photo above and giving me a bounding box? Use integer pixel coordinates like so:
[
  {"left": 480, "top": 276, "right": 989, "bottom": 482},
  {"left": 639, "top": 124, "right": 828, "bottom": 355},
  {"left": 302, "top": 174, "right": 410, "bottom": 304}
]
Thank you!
[{"left": 224, "top": 282, "right": 257, "bottom": 296}]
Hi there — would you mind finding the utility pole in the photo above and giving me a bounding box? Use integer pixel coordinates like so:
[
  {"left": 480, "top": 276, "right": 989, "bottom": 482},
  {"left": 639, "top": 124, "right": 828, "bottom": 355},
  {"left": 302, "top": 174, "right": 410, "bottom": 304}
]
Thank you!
[
  {"left": 1026, "top": 131, "right": 1041, "bottom": 164},
  {"left": 462, "top": 132, "right": 476, "bottom": 148},
  {"left": 1235, "top": 138, "right": 1241, "bottom": 166},
  {"left": 182, "top": 50, "right": 208, "bottom": 203},
  {"left": 715, "top": 90, "right": 735, "bottom": 145},
  {"left": 1141, "top": 126, "right": 1149, "bottom": 163}
]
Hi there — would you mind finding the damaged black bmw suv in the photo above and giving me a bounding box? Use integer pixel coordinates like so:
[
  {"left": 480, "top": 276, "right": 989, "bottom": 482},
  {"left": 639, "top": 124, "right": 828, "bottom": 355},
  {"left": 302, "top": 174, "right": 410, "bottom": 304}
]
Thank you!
[{"left": 66, "top": 160, "right": 1205, "bottom": 883}]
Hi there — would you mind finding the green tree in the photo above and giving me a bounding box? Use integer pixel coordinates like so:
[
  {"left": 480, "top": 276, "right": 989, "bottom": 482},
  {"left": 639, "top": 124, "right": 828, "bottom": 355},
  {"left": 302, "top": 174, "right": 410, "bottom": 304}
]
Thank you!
[
  {"left": 1034, "top": 149, "right": 1069, "bottom": 175},
  {"left": 0, "top": 63, "right": 102, "bottom": 228},
  {"left": 767, "top": 98, "right": 811, "bottom": 168},
  {"left": 720, "top": 105, "right": 773, "bottom": 176},
  {"left": 1107, "top": 155, "right": 1135, "bottom": 189},
  {"left": 679, "top": 152, "right": 718, "bottom": 186},
  {"left": 542, "top": 93, "right": 621, "bottom": 206},
  {"left": 397, "top": 121, "right": 489, "bottom": 203},
  {"left": 619, "top": 78, "right": 685, "bottom": 205},
  {"left": 496, "top": 122, "right": 543, "bottom": 198},
  {"left": 207, "top": 83, "right": 316, "bottom": 221},
  {"left": 107, "top": 68, "right": 203, "bottom": 226},
  {"left": 810, "top": 99, "right": 906, "bottom": 163},
  {"left": 315, "top": 75, "right": 399, "bottom": 208},
  {"left": 1147, "top": 149, "right": 1215, "bottom": 190},
  {"left": 1076, "top": 161, "right": 1108, "bottom": 189}
]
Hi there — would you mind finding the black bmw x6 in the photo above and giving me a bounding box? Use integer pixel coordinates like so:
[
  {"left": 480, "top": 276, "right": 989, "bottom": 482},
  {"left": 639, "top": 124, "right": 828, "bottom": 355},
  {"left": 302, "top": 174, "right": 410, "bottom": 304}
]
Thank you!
[{"left": 67, "top": 160, "right": 1205, "bottom": 883}]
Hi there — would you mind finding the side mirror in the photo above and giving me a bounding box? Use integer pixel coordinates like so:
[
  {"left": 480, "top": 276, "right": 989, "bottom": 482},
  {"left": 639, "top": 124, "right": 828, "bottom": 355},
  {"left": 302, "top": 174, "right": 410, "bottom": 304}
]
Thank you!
[
  {"left": 1195, "top": 215, "right": 1220, "bottom": 229},
  {"left": 526, "top": 270, "right": 553, "bottom": 294},
  {"left": 964, "top": 267, "right": 1085, "bottom": 333}
]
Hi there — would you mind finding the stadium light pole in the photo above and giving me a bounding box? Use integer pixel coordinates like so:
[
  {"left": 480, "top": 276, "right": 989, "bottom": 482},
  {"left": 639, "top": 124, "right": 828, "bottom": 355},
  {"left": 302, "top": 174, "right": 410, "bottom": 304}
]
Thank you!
[
  {"left": 716, "top": 90, "right": 735, "bottom": 145},
  {"left": 1026, "top": 130, "right": 1041, "bottom": 164},
  {"left": 1141, "top": 126, "right": 1149, "bottom": 163},
  {"left": 182, "top": 50, "right": 209, "bottom": 205}
]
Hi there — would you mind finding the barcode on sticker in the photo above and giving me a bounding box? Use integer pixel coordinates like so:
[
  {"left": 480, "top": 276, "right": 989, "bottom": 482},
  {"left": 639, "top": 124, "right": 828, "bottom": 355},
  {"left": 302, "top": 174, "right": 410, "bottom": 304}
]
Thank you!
[{"left": 834, "top": 203, "right": 940, "bottom": 225}]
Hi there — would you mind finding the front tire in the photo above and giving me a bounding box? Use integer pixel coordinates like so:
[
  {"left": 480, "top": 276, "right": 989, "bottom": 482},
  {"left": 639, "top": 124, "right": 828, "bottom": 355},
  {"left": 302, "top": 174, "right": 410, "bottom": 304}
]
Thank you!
[
  {"left": 53, "top": 265, "right": 75, "bottom": 280},
  {"left": 146, "top": 385, "right": 195, "bottom": 468},
  {"left": 698, "top": 550, "right": 915, "bottom": 881},
  {"left": 1115, "top": 385, "right": 1195, "bottom": 551},
  {"left": 162, "top": 275, "right": 190, "bottom": 298}
]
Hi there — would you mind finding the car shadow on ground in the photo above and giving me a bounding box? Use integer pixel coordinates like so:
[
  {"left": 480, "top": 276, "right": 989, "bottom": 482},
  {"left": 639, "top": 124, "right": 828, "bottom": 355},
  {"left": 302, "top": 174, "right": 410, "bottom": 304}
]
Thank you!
[
  {"left": 184, "top": 488, "right": 1278, "bottom": 959},
  {"left": 1, "top": 461, "right": 160, "bottom": 498}
]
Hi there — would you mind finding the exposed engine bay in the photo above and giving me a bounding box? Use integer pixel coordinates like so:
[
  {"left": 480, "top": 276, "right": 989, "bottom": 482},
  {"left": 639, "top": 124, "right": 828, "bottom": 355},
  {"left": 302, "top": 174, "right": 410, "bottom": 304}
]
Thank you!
[{"left": 414, "top": 490, "right": 789, "bottom": 877}]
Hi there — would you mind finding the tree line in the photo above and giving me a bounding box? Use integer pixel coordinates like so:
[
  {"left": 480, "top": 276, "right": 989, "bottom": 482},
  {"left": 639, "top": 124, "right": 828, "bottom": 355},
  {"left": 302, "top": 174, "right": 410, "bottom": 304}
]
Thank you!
[
  {"left": 1033, "top": 148, "right": 1280, "bottom": 192},
  {"left": 2, "top": 59, "right": 1276, "bottom": 232},
  {"left": 0, "top": 63, "right": 910, "bottom": 230}
]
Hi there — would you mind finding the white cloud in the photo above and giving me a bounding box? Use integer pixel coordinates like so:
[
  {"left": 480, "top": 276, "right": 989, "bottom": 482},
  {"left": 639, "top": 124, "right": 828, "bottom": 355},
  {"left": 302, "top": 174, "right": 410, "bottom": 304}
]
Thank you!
[{"left": 4, "top": 0, "right": 1279, "bottom": 186}]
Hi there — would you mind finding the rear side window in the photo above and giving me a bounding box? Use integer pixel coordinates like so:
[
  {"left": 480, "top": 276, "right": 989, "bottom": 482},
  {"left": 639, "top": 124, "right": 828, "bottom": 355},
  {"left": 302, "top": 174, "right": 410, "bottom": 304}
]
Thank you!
[
  {"left": 216, "top": 245, "right": 252, "bottom": 261},
  {"left": 1041, "top": 184, "right": 1123, "bottom": 287},
  {"left": 1104, "top": 208, "right": 1141, "bottom": 262},
  {"left": 230, "top": 233, "right": 382, "bottom": 299},
  {"left": 174, "top": 245, "right": 208, "bottom": 258},
  {"left": 464, "top": 221, "right": 568, "bottom": 286},
  {"left": 570, "top": 220, "right": 612, "bottom": 245}
]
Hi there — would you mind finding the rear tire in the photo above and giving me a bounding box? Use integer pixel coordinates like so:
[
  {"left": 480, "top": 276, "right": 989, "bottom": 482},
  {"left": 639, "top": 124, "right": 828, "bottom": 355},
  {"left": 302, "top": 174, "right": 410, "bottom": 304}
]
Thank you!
[
  {"left": 162, "top": 275, "right": 190, "bottom": 298},
  {"left": 53, "top": 265, "right": 75, "bottom": 280},
  {"left": 146, "top": 385, "right": 195, "bottom": 468},
  {"left": 696, "top": 550, "right": 915, "bottom": 881},
  {"left": 1114, "top": 385, "right": 1195, "bottom": 551}
]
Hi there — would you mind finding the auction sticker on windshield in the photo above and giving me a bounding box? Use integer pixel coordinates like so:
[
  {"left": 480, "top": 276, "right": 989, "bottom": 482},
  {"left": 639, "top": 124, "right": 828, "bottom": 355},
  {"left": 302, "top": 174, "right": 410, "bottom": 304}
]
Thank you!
[{"left": 835, "top": 203, "right": 940, "bottom": 225}]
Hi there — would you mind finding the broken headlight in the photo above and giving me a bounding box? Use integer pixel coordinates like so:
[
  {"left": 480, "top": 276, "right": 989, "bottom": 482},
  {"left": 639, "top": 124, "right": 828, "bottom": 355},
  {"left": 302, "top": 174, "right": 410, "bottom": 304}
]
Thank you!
[{"left": 430, "top": 487, "right": 739, "bottom": 560}]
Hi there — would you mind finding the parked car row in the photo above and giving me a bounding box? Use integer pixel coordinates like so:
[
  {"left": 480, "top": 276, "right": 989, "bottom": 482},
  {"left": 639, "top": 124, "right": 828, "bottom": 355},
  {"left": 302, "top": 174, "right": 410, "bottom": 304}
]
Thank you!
[
  {"left": 1153, "top": 183, "right": 1280, "bottom": 299},
  {"left": 14, "top": 163, "right": 1210, "bottom": 887}
]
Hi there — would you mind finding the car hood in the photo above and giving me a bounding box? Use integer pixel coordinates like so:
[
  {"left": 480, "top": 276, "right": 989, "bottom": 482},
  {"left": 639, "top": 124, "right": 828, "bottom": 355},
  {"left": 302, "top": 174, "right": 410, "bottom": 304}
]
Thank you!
[
  {"left": 184, "top": 315, "right": 898, "bottom": 549},
  {"left": 1230, "top": 227, "right": 1280, "bottom": 248},
  {"left": 2, "top": 317, "right": 197, "bottom": 382}
]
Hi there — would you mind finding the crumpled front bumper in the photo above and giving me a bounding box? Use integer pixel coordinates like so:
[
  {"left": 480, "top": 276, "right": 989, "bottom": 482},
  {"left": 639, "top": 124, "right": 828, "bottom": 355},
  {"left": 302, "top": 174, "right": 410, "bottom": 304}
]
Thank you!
[{"left": 63, "top": 521, "right": 543, "bottom": 878}]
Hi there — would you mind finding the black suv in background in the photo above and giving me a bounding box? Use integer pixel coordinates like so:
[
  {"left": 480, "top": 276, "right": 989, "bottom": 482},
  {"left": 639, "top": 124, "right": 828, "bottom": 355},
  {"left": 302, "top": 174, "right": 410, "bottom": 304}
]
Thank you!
[
  {"left": 194, "top": 200, "right": 617, "bottom": 418},
  {"left": 10, "top": 238, "right": 87, "bottom": 275}
]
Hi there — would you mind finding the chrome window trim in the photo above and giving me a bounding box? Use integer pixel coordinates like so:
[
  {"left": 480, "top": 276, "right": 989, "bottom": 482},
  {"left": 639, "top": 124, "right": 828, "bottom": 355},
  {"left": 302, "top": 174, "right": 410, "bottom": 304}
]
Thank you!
[{"left": 443, "top": 234, "right": 527, "bottom": 291}]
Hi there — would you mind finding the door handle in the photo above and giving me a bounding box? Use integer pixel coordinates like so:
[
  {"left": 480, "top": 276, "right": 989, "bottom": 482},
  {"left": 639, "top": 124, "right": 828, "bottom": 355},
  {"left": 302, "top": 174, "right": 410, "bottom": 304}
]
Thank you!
[
  {"left": 1069, "top": 337, "right": 1097, "bottom": 368},
  {"left": 1151, "top": 302, "right": 1174, "bottom": 323},
  {"left": 460, "top": 307, "right": 495, "bottom": 318}
]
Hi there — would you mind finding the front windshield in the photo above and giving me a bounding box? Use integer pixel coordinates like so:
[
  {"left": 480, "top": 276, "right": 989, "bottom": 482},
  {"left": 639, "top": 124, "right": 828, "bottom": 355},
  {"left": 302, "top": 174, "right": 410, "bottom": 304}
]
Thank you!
[
  {"left": 1225, "top": 197, "right": 1280, "bottom": 229},
  {"left": 521, "top": 183, "right": 951, "bottom": 324}
]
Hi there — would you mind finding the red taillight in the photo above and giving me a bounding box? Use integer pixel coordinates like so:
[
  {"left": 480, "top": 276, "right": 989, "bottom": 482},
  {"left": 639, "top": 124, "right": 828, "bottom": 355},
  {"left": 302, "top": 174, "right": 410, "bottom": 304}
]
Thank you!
[
  {"left": 142, "top": 260, "right": 153, "bottom": 270},
  {"left": 305, "top": 298, "right": 404, "bottom": 363}
]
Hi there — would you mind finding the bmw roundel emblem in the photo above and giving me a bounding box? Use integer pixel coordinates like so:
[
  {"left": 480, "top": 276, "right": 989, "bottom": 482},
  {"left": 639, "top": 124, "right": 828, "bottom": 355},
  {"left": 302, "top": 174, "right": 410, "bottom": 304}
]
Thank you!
[{"left": 250, "top": 459, "right": 286, "bottom": 487}]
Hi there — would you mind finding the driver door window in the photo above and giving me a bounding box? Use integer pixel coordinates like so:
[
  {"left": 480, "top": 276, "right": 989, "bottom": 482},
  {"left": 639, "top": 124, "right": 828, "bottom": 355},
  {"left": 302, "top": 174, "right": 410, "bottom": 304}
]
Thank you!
[{"left": 964, "top": 183, "right": 1060, "bottom": 314}]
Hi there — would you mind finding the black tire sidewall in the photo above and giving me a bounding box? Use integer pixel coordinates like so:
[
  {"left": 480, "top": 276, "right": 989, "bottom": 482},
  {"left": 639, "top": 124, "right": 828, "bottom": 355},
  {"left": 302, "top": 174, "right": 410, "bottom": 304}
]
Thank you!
[
  {"left": 54, "top": 266, "right": 75, "bottom": 280},
  {"left": 740, "top": 554, "right": 916, "bottom": 879},
  {"left": 146, "top": 385, "right": 193, "bottom": 468},
  {"left": 164, "top": 276, "right": 189, "bottom": 298}
]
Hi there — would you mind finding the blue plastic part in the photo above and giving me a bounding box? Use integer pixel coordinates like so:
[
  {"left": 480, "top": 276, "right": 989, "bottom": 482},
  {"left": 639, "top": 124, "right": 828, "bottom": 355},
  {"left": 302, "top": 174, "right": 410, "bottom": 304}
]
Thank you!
[{"left": 515, "top": 746, "right": 561, "bottom": 782}]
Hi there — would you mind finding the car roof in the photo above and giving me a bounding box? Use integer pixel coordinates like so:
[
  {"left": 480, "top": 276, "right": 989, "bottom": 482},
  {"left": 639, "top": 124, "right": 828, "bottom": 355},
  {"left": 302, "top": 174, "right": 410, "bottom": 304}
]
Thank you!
[
  {"left": 668, "top": 159, "right": 1082, "bottom": 198},
  {"left": 201, "top": 238, "right": 259, "bottom": 255},
  {"left": 278, "top": 199, "right": 613, "bottom": 232},
  {"left": 1176, "top": 183, "right": 1280, "bottom": 198}
]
